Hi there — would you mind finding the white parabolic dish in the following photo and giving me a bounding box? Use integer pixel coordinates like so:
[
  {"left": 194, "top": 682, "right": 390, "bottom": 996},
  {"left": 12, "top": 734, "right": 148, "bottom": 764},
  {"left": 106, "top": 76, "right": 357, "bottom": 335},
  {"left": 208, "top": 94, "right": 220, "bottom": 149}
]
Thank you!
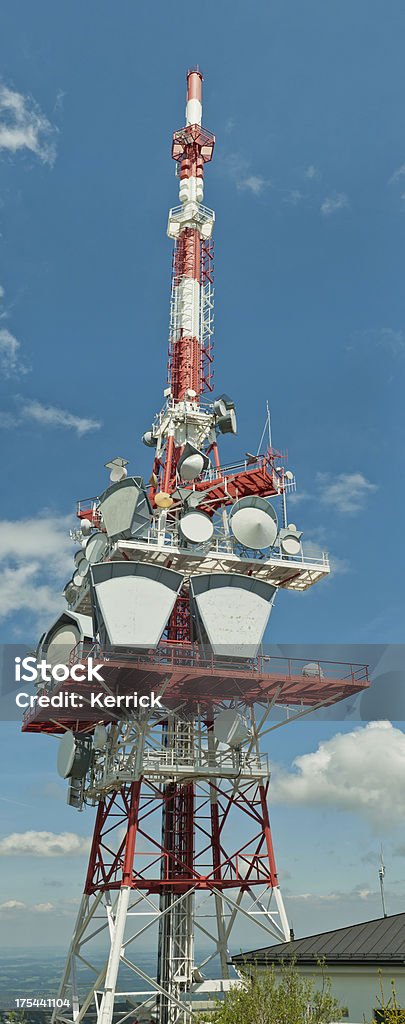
[
  {"left": 230, "top": 496, "right": 278, "bottom": 550},
  {"left": 179, "top": 511, "right": 214, "bottom": 544},
  {"left": 57, "top": 730, "right": 76, "bottom": 779}
]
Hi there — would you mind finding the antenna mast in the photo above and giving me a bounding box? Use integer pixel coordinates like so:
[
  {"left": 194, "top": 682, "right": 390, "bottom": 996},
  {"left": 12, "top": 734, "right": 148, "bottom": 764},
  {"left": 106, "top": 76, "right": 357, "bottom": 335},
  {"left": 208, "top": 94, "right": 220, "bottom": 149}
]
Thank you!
[{"left": 21, "top": 67, "right": 370, "bottom": 1024}]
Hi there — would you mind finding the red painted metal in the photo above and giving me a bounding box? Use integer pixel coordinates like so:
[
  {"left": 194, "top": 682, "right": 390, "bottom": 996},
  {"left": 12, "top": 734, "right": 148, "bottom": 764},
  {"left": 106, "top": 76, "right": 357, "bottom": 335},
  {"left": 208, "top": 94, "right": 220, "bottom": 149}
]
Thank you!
[
  {"left": 82, "top": 777, "right": 283, "bottom": 897},
  {"left": 21, "top": 648, "right": 369, "bottom": 735}
]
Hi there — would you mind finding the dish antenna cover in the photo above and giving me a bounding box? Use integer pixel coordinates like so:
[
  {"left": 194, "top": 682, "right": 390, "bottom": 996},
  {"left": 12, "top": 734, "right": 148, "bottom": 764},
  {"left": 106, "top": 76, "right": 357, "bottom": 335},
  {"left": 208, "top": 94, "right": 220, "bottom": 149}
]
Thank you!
[
  {"left": 179, "top": 511, "right": 214, "bottom": 545},
  {"left": 177, "top": 442, "right": 209, "bottom": 482},
  {"left": 81, "top": 518, "right": 93, "bottom": 536},
  {"left": 57, "top": 731, "right": 91, "bottom": 780},
  {"left": 190, "top": 573, "right": 276, "bottom": 658},
  {"left": 98, "top": 478, "right": 152, "bottom": 541},
  {"left": 105, "top": 457, "right": 129, "bottom": 483},
  {"left": 279, "top": 526, "right": 303, "bottom": 556},
  {"left": 230, "top": 496, "right": 278, "bottom": 550},
  {"left": 85, "top": 531, "right": 109, "bottom": 565},
  {"left": 38, "top": 611, "right": 93, "bottom": 668},
  {"left": 90, "top": 562, "right": 184, "bottom": 648},
  {"left": 302, "top": 662, "right": 325, "bottom": 679},
  {"left": 214, "top": 708, "right": 251, "bottom": 747}
]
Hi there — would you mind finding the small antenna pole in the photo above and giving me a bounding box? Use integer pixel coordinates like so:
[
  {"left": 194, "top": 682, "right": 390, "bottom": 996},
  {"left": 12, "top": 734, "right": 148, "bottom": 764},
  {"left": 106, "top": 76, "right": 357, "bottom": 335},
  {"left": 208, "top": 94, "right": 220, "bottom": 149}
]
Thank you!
[
  {"left": 267, "top": 400, "right": 272, "bottom": 450},
  {"left": 379, "top": 848, "right": 388, "bottom": 918}
]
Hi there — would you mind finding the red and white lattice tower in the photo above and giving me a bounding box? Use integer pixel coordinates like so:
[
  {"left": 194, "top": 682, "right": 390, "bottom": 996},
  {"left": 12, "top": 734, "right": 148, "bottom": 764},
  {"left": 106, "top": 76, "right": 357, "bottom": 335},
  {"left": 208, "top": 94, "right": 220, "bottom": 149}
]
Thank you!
[{"left": 22, "top": 68, "right": 369, "bottom": 1024}]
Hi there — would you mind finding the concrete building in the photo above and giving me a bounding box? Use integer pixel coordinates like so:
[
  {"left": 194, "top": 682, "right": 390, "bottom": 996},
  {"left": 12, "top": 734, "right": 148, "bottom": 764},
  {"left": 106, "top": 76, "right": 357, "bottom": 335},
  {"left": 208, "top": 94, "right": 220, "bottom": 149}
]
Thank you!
[{"left": 233, "top": 912, "right": 405, "bottom": 1022}]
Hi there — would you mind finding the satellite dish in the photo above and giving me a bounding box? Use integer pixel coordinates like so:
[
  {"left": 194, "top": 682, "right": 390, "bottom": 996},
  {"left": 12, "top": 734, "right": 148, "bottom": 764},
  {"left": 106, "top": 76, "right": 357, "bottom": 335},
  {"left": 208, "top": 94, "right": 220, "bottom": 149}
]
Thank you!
[
  {"left": 64, "top": 580, "right": 79, "bottom": 605},
  {"left": 179, "top": 511, "right": 214, "bottom": 545},
  {"left": 85, "top": 532, "right": 109, "bottom": 564},
  {"left": 216, "top": 408, "right": 237, "bottom": 435},
  {"left": 155, "top": 491, "right": 174, "bottom": 508},
  {"left": 279, "top": 526, "right": 303, "bottom": 556},
  {"left": 105, "top": 457, "right": 129, "bottom": 484},
  {"left": 180, "top": 453, "right": 204, "bottom": 481},
  {"left": 214, "top": 709, "right": 251, "bottom": 747},
  {"left": 285, "top": 471, "right": 294, "bottom": 481},
  {"left": 93, "top": 725, "right": 108, "bottom": 750},
  {"left": 73, "top": 571, "right": 84, "bottom": 587},
  {"left": 142, "top": 431, "right": 158, "bottom": 448},
  {"left": 73, "top": 551, "right": 89, "bottom": 578},
  {"left": 81, "top": 518, "right": 93, "bottom": 536},
  {"left": 110, "top": 465, "right": 127, "bottom": 483},
  {"left": 57, "top": 731, "right": 91, "bottom": 780},
  {"left": 302, "top": 662, "right": 325, "bottom": 679},
  {"left": 57, "top": 731, "right": 76, "bottom": 779},
  {"left": 230, "top": 496, "right": 278, "bottom": 550},
  {"left": 177, "top": 442, "right": 209, "bottom": 482}
]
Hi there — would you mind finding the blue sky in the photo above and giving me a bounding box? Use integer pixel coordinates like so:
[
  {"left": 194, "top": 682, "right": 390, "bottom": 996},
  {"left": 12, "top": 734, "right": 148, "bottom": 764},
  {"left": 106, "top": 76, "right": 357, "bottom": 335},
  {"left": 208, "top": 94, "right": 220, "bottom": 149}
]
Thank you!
[{"left": 0, "top": 0, "right": 404, "bottom": 952}]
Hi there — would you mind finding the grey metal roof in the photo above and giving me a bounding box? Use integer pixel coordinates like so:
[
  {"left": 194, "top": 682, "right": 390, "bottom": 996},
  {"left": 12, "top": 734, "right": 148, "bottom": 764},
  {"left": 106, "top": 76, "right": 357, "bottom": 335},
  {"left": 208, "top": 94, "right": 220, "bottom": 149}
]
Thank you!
[{"left": 232, "top": 913, "right": 405, "bottom": 967}]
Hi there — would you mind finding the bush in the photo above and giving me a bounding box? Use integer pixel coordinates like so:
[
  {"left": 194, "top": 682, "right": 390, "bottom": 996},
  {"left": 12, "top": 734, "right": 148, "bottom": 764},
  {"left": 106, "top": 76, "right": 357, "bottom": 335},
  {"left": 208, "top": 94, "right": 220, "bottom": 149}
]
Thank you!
[
  {"left": 370, "top": 974, "right": 405, "bottom": 1022},
  {"left": 203, "top": 958, "right": 343, "bottom": 1024}
]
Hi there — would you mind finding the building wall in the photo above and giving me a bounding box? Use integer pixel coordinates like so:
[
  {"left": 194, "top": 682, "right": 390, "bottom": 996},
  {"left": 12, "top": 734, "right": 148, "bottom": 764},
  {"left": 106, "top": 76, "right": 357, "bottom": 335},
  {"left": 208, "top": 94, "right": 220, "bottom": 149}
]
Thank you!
[{"left": 271, "top": 964, "right": 405, "bottom": 1023}]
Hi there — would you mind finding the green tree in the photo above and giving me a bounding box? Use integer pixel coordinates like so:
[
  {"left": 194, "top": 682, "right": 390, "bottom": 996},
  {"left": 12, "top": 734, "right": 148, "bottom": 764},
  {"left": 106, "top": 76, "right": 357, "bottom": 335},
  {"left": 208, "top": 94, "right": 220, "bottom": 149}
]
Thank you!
[{"left": 203, "top": 958, "right": 343, "bottom": 1024}]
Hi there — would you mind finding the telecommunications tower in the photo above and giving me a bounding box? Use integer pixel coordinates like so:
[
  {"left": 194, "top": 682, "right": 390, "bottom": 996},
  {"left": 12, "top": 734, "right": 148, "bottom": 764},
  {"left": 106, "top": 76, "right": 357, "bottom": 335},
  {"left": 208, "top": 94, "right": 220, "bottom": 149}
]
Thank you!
[{"left": 23, "top": 69, "right": 369, "bottom": 1024}]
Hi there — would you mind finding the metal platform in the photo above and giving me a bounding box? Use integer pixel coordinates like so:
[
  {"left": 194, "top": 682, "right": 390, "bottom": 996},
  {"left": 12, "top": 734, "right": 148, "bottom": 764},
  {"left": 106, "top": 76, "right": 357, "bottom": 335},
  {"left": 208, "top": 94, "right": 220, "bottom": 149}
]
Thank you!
[{"left": 22, "top": 646, "right": 369, "bottom": 734}]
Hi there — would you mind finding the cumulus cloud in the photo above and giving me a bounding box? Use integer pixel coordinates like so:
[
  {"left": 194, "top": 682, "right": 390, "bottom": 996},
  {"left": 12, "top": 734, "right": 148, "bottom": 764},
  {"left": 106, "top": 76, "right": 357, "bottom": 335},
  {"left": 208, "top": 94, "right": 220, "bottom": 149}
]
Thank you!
[
  {"left": 303, "top": 536, "right": 350, "bottom": 575},
  {"left": 0, "top": 831, "right": 92, "bottom": 857},
  {"left": 0, "top": 511, "right": 74, "bottom": 622},
  {"left": 0, "top": 84, "right": 57, "bottom": 165},
  {"left": 321, "top": 192, "right": 349, "bottom": 216},
  {"left": 0, "top": 899, "right": 55, "bottom": 914},
  {"left": 0, "top": 899, "right": 26, "bottom": 911},
  {"left": 317, "top": 471, "right": 378, "bottom": 514},
  {"left": 271, "top": 721, "right": 405, "bottom": 829},
  {"left": 22, "top": 399, "right": 101, "bottom": 436},
  {"left": 0, "top": 327, "right": 28, "bottom": 377}
]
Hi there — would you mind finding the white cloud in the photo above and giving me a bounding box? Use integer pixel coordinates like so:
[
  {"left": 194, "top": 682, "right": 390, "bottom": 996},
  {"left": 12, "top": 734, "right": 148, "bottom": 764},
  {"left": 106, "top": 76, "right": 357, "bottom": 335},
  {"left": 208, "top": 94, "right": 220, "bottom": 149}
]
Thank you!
[
  {"left": 0, "top": 513, "right": 72, "bottom": 573},
  {"left": 22, "top": 399, "right": 101, "bottom": 436},
  {"left": 0, "top": 899, "right": 55, "bottom": 915},
  {"left": 320, "top": 192, "right": 349, "bottom": 216},
  {"left": 237, "top": 175, "right": 269, "bottom": 196},
  {"left": 317, "top": 471, "right": 378, "bottom": 514},
  {"left": 0, "top": 899, "right": 26, "bottom": 911},
  {"left": 303, "top": 536, "right": 350, "bottom": 575},
  {"left": 306, "top": 164, "right": 319, "bottom": 180},
  {"left": 0, "top": 327, "right": 28, "bottom": 377},
  {"left": 271, "top": 721, "right": 405, "bottom": 829},
  {"left": 0, "top": 831, "right": 92, "bottom": 857},
  {"left": 389, "top": 163, "right": 405, "bottom": 184},
  {"left": 0, "top": 511, "right": 74, "bottom": 622},
  {"left": 0, "top": 84, "right": 57, "bottom": 165}
]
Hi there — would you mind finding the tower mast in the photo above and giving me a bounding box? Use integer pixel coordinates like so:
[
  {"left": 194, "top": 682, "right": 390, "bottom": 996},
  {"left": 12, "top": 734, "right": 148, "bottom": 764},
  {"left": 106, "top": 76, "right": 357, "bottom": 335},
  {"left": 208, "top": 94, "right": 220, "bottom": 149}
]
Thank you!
[{"left": 21, "top": 67, "right": 370, "bottom": 1024}]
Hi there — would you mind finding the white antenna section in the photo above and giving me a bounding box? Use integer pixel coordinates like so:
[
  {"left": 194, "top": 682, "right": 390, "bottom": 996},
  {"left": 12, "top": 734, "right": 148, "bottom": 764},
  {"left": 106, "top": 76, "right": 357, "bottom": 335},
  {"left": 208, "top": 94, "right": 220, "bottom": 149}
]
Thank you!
[
  {"left": 256, "top": 400, "right": 272, "bottom": 456},
  {"left": 379, "top": 847, "right": 388, "bottom": 918}
]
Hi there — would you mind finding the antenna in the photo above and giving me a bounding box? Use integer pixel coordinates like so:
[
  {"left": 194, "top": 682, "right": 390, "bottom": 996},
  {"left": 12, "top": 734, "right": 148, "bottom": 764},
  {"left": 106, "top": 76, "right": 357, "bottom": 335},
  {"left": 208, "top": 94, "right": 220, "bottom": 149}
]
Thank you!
[
  {"left": 256, "top": 400, "right": 272, "bottom": 456},
  {"left": 379, "top": 847, "right": 388, "bottom": 918}
]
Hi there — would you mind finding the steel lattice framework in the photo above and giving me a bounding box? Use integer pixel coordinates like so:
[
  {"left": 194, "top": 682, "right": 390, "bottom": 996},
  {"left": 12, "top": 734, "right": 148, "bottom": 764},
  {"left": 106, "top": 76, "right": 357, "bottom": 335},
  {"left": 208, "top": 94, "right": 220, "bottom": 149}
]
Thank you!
[{"left": 22, "top": 67, "right": 370, "bottom": 1024}]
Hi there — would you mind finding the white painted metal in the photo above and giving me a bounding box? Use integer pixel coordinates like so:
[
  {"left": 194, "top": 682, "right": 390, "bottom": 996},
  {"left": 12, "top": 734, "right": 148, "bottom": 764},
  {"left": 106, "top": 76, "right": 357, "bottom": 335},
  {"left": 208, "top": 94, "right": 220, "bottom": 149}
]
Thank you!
[
  {"left": 91, "top": 565, "right": 183, "bottom": 648},
  {"left": 190, "top": 574, "right": 276, "bottom": 657},
  {"left": 186, "top": 98, "right": 202, "bottom": 126}
]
